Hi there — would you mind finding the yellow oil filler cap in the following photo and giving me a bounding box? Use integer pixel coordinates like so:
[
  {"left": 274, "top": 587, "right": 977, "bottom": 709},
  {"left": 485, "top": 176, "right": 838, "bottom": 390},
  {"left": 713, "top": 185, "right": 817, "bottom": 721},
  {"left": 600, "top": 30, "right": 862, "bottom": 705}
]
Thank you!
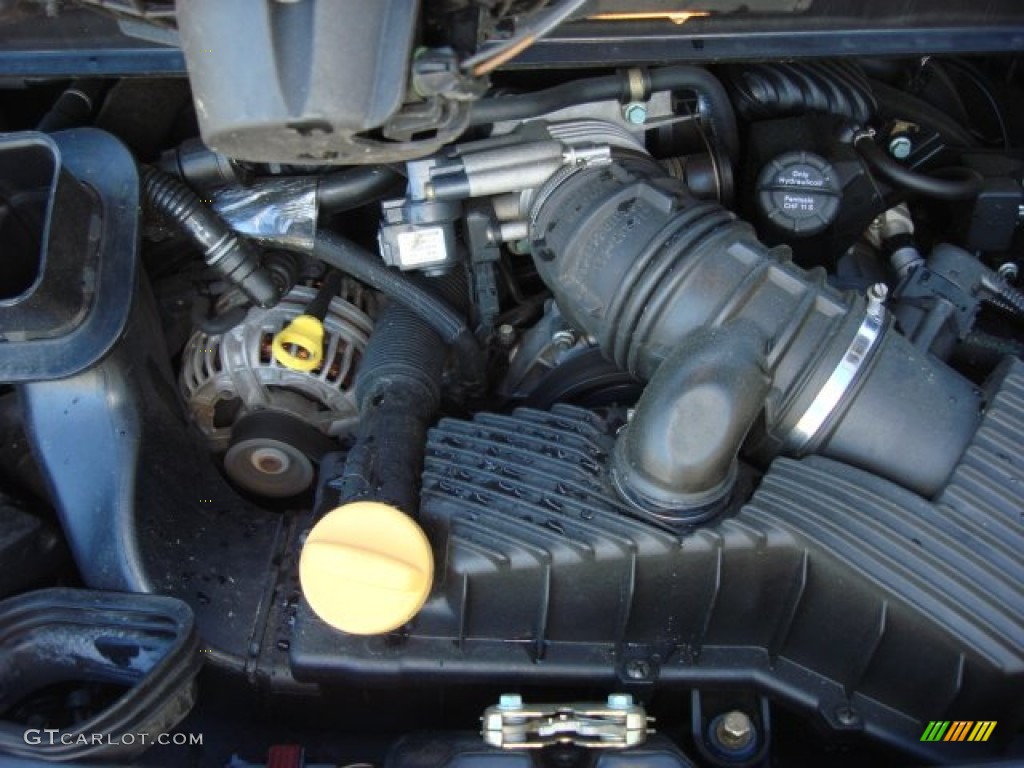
[
  {"left": 299, "top": 501, "right": 434, "bottom": 635},
  {"left": 272, "top": 314, "right": 325, "bottom": 372}
]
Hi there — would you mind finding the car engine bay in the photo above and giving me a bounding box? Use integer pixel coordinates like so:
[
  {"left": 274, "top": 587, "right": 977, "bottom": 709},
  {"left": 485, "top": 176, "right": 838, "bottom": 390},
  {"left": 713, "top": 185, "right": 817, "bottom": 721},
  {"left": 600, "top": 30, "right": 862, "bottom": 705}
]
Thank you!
[{"left": 0, "top": 1, "right": 1021, "bottom": 766}]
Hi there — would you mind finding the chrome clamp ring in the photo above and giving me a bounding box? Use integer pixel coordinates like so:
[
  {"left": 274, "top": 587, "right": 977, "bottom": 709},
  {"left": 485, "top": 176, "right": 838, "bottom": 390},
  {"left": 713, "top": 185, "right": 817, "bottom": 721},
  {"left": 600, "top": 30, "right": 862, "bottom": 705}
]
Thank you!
[{"left": 786, "top": 283, "right": 889, "bottom": 451}]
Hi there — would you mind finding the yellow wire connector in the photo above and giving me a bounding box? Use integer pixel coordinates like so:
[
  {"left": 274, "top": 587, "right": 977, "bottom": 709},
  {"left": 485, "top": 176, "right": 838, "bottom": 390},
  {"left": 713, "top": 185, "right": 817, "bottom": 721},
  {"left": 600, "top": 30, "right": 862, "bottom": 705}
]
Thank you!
[{"left": 272, "top": 314, "right": 325, "bottom": 372}]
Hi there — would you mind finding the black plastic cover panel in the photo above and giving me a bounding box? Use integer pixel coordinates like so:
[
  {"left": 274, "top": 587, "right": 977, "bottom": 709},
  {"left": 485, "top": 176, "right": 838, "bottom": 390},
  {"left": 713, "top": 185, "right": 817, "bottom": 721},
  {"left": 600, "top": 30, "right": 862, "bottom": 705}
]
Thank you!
[
  {"left": 0, "top": 130, "right": 137, "bottom": 380},
  {"left": 292, "top": 360, "right": 1024, "bottom": 762}
]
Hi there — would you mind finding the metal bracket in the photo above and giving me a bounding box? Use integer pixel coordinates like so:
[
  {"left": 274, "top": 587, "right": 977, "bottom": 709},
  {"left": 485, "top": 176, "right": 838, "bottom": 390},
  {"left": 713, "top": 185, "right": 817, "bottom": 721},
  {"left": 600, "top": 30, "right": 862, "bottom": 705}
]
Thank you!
[{"left": 482, "top": 694, "right": 651, "bottom": 750}]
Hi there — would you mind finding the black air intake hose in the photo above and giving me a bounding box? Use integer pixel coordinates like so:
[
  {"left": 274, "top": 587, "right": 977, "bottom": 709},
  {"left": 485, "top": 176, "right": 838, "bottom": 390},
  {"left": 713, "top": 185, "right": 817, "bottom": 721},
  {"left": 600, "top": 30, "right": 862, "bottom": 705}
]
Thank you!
[
  {"left": 722, "top": 60, "right": 876, "bottom": 125},
  {"left": 311, "top": 231, "right": 483, "bottom": 389},
  {"left": 141, "top": 167, "right": 280, "bottom": 307},
  {"left": 339, "top": 291, "right": 450, "bottom": 515},
  {"left": 529, "top": 158, "right": 980, "bottom": 522}
]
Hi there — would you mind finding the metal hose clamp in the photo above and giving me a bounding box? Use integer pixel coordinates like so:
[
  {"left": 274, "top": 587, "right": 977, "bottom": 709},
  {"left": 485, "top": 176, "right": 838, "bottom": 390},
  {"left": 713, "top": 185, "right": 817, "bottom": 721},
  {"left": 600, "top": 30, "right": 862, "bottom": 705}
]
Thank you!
[
  {"left": 626, "top": 67, "right": 649, "bottom": 102},
  {"left": 786, "top": 283, "right": 888, "bottom": 452}
]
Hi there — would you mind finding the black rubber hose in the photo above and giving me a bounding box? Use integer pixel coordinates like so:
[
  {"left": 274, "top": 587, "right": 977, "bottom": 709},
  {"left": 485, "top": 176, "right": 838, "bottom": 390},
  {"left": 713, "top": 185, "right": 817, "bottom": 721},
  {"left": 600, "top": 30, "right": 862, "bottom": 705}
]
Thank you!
[
  {"left": 340, "top": 299, "right": 448, "bottom": 515},
  {"left": 317, "top": 166, "right": 405, "bottom": 213},
  {"left": 853, "top": 133, "right": 984, "bottom": 201},
  {"left": 303, "top": 270, "right": 343, "bottom": 322},
  {"left": 141, "top": 167, "right": 280, "bottom": 307},
  {"left": 469, "top": 65, "right": 740, "bottom": 165},
  {"left": 870, "top": 79, "right": 978, "bottom": 148},
  {"left": 529, "top": 156, "right": 980, "bottom": 500},
  {"left": 356, "top": 300, "right": 446, "bottom": 413},
  {"left": 962, "top": 330, "right": 1024, "bottom": 358},
  {"left": 722, "top": 60, "right": 876, "bottom": 125},
  {"left": 613, "top": 323, "right": 770, "bottom": 523},
  {"left": 36, "top": 79, "right": 108, "bottom": 133},
  {"left": 310, "top": 232, "right": 483, "bottom": 388}
]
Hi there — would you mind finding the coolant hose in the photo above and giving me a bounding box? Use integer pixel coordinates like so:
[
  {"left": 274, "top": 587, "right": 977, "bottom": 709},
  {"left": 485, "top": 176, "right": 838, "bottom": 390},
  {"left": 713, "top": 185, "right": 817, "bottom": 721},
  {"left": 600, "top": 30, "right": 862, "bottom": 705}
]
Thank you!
[
  {"left": 470, "top": 65, "right": 740, "bottom": 165},
  {"left": 141, "top": 167, "right": 280, "bottom": 307},
  {"left": 853, "top": 132, "right": 984, "bottom": 201},
  {"left": 317, "top": 166, "right": 405, "bottom": 213},
  {"left": 310, "top": 231, "right": 483, "bottom": 388},
  {"left": 529, "top": 156, "right": 980, "bottom": 521}
]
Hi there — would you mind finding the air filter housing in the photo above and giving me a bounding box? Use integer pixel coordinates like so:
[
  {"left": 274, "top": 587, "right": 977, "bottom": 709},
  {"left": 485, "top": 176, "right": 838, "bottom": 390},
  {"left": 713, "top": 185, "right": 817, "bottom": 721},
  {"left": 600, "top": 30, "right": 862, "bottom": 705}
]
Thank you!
[{"left": 292, "top": 360, "right": 1024, "bottom": 764}]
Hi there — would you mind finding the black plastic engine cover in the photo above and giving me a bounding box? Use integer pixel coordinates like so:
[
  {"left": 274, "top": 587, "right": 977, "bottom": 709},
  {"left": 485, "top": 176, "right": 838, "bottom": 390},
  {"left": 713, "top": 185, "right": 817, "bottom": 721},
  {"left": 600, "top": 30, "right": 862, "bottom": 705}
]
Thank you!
[{"left": 291, "top": 360, "right": 1024, "bottom": 763}]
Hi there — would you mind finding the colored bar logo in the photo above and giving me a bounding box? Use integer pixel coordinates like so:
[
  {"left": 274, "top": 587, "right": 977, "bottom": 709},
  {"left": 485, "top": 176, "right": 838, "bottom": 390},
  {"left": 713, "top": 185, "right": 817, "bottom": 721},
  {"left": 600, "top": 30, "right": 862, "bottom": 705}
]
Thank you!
[{"left": 920, "top": 721, "right": 997, "bottom": 742}]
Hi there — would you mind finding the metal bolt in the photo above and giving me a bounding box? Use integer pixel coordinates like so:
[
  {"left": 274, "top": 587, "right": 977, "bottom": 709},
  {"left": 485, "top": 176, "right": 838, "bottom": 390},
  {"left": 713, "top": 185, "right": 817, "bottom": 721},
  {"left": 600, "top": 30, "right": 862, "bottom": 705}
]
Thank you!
[
  {"left": 998, "top": 262, "right": 1019, "bottom": 282},
  {"left": 498, "top": 693, "right": 523, "bottom": 710},
  {"left": 715, "top": 710, "right": 755, "bottom": 750},
  {"left": 835, "top": 705, "right": 859, "bottom": 726},
  {"left": 497, "top": 324, "right": 517, "bottom": 348},
  {"left": 623, "top": 102, "right": 648, "bottom": 125},
  {"left": 888, "top": 135, "right": 913, "bottom": 160},
  {"left": 607, "top": 693, "right": 634, "bottom": 710},
  {"left": 552, "top": 330, "right": 577, "bottom": 351},
  {"left": 624, "top": 659, "right": 650, "bottom": 680},
  {"left": 866, "top": 282, "right": 889, "bottom": 320}
]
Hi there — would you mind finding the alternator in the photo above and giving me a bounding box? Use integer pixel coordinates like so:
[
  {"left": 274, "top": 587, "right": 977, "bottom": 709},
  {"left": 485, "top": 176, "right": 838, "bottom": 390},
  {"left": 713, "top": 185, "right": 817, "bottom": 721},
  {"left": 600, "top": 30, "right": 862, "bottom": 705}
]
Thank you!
[{"left": 180, "top": 284, "right": 373, "bottom": 496}]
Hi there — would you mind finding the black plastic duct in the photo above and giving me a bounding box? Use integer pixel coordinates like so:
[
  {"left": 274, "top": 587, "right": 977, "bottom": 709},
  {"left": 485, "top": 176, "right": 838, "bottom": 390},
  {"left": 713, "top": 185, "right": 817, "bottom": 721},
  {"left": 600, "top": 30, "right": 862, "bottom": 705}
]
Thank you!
[
  {"left": 721, "top": 60, "right": 876, "bottom": 125},
  {"left": 0, "top": 589, "right": 199, "bottom": 762},
  {"left": 528, "top": 157, "right": 980, "bottom": 521}
]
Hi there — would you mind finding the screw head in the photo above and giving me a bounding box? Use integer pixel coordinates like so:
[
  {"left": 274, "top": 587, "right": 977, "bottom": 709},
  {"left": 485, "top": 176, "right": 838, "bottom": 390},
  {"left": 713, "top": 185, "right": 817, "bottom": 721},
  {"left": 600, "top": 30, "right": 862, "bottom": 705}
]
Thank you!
[
  {"left": 607, "top": 693, "right": 634, "bottom": 710},
  {"left": 866, "top": 282, "right": 889, "bottom": 320},
  {"left": 998, "top": 262, "right": 1019, "bottom": 282},
  {"left": 497, "top": 323, "right": 517, "bottom": 347},
  {"left": 835, "top": 705, "right": 859, "bottom": 726},
  {"left": 714, "top": 710, "right": 755, "bottom": 750},
  {"left": 624, "top": 659, "right": 650, "bottom": 680},
  {"left": 888, "top": 135, "right": 913, "bottom": 160},
  {"left": 552, "top": 330, "right": 577, "bottom": 351},
  {"left": 623, "top": 102, "right": 648, "bottom": 125},
  {"left": 498, "top": 693, "right": 522, "bottom": 710}
]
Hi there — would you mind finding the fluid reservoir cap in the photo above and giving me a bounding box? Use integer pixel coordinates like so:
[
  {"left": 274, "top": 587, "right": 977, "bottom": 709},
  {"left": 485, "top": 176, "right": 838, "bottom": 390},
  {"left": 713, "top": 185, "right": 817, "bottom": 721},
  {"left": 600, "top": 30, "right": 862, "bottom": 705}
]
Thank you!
[
  {"left": 272, "top": 314, "right": 325, "bottom": 372},
  {"left": 756, "top": 151, "right": 841, "bottom": 237},
  {"left": 299, "top": 501, "right": 433, "bottom": 636}
]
